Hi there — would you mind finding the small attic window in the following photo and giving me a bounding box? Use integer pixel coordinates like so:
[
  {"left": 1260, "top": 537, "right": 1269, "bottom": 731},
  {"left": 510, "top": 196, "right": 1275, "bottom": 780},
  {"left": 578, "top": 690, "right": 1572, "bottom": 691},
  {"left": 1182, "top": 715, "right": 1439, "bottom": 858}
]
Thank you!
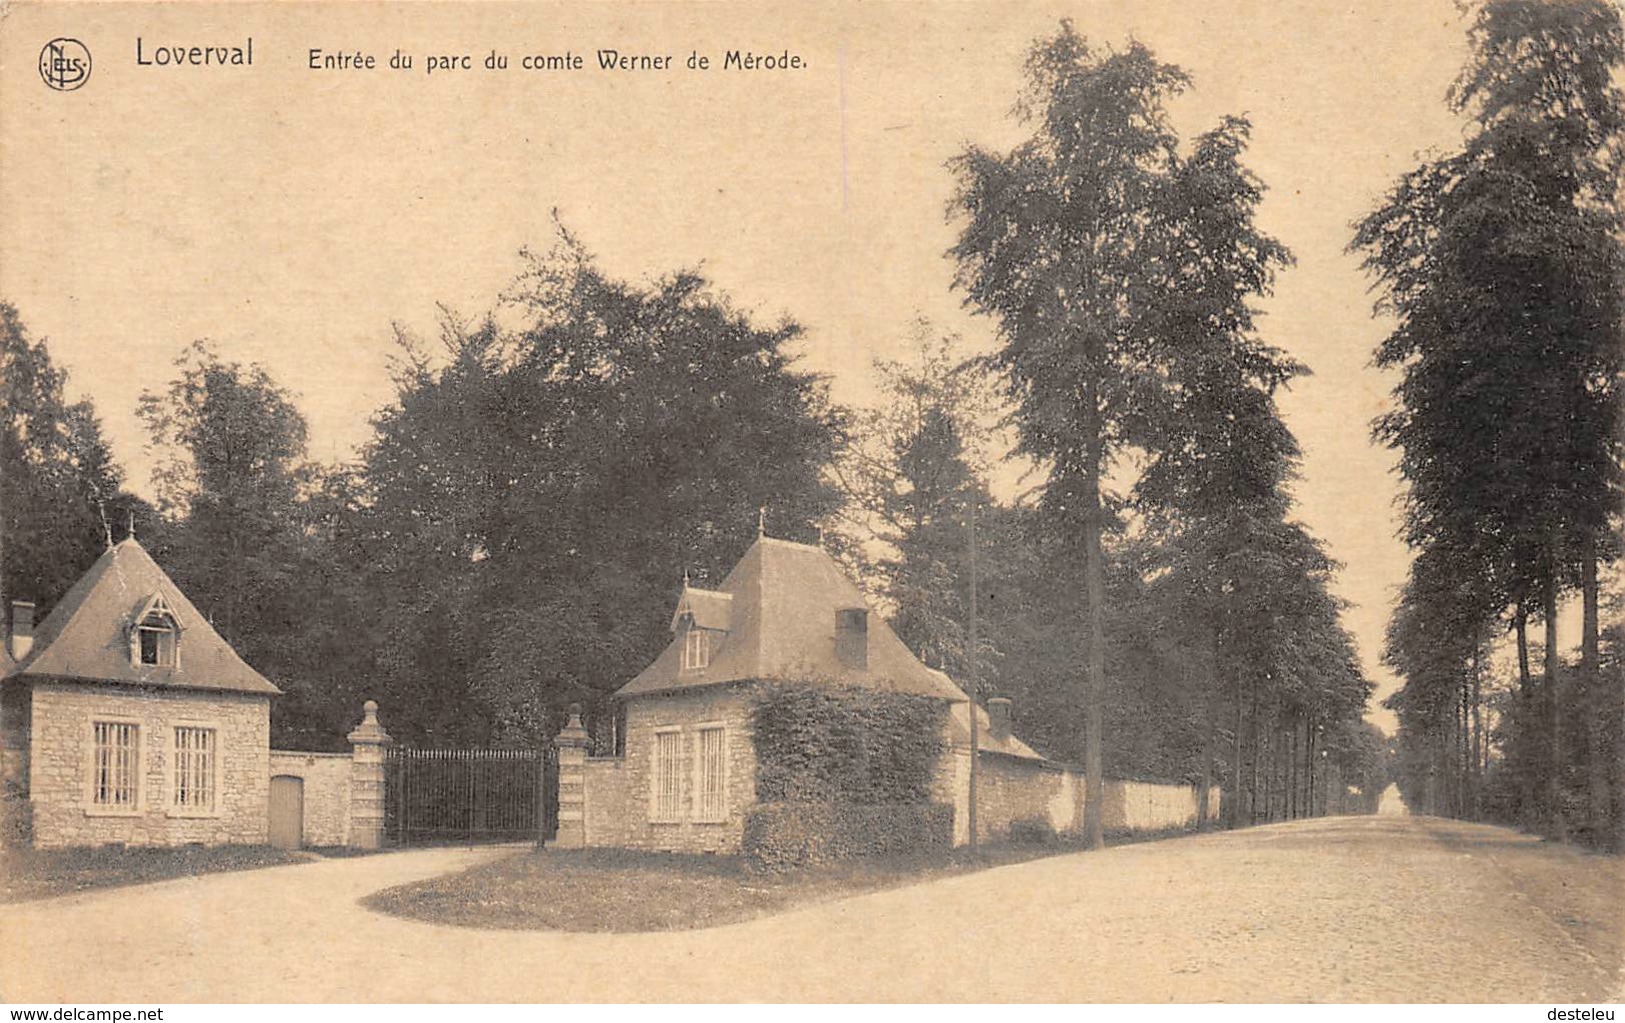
[
  {"left": 130, "top": 595, "right": 180, "bottom": 669},
  {"left": 835, "top": 607, "right": 868, "bottom": 670},
  {"left": 682, "top": 625, "right": 711, "bottom": 671}
]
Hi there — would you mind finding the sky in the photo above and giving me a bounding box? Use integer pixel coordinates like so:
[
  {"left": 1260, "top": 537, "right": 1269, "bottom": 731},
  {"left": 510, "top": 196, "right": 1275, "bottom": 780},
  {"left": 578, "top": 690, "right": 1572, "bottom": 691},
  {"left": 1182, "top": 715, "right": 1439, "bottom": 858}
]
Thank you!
[{"left": 2, "top": 0, "right": 1507, "bottom": 729}]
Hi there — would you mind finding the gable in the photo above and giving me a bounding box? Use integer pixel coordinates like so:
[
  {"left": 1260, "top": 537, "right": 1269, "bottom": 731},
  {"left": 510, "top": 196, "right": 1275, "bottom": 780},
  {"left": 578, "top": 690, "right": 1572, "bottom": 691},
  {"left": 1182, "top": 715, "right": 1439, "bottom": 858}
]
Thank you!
[{"left": 669, "top": 586, "right": 733, "bottom": 633}]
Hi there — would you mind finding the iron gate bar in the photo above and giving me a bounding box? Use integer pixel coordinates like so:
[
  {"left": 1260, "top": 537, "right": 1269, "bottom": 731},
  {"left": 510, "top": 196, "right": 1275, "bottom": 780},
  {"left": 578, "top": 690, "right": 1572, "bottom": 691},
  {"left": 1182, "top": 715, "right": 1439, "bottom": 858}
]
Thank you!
[{"left": 387, "top": 746, "right": 556, "bottom": 845}]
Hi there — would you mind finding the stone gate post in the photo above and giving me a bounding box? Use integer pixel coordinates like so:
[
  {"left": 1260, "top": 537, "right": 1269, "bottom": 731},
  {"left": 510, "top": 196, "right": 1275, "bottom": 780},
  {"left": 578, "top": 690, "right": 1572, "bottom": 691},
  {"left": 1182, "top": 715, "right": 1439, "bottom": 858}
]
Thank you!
[
  {"left": 347, "top": 699, "right": 393, "bottom": 849},
  {"left": 552, "top": 706, "right": 592, "bottom": 849}
]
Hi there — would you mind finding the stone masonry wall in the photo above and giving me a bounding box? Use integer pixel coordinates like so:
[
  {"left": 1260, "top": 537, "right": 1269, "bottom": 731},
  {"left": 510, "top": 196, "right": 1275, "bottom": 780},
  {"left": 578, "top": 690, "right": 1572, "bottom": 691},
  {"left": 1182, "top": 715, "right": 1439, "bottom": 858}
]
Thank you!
[
  {"left": 583, "top": 686, "right": 755, "bottom": 853},
  {"left": 935, "top": 745, "right": 1220, "bottom": 846},
  {"left": 1104, "top": 779, "right": 1222, "bottom": 832},
  {"left": 583, "top": 688, "right": 1222, "bottom": 854},
  {"left": 980, "top": 753, "right": 1079, "bottom": 840},
  {"left": 29, "top": 682, "right": 270, "bottom": 849},
  {"left": 267, "top": 750, "right": 351, "bottom": 847}
]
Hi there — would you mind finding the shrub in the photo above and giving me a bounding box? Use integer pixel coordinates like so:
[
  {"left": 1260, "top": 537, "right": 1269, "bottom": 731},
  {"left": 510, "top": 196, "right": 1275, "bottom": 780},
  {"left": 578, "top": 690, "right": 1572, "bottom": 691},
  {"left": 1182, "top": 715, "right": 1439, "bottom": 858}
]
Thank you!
[
  {"left": 1007, "top": 816, "right": 1057, "bottom": 845},
  {"left": 745, "top": 682, "right": 951, "bottom": 869},
  {"left": 743, "top": 801, "right": 954, "bottom": 871},
  {"left": 751, "top": 681, "right": 947, "bottom": 805},
  {"left": 0, "top": 785, "right": 30, "bottom": 848}
]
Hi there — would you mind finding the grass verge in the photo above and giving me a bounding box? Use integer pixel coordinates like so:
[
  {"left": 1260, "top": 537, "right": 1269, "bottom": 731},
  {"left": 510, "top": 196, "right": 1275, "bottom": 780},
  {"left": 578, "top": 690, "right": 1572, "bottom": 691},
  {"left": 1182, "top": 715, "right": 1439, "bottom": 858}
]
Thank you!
[
  {"left": 363, "top": 834, "right": 1164, "bottom": 933},
  {"left": 1, "top": 843, "right": 309, "bottom": 902}
]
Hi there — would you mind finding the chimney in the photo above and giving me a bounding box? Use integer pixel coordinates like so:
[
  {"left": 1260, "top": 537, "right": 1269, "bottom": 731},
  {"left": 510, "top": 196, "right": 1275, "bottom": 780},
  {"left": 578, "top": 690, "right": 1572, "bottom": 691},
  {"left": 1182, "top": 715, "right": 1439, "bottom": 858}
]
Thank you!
[
  {"left": 834, "top": 607, "right": 868, "bottom": 670},
  {"left": 987, "top": 697, "right": 1012, "bottom": 742},
  {"left": 10, "top": 601, "right": 35, "bottom": 661}
]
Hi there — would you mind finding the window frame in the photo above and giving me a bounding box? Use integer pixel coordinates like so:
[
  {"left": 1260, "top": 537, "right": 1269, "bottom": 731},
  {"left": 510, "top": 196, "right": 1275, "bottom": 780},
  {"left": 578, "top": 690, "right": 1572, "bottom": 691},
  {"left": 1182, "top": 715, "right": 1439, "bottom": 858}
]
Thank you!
[
  {"left": 167, "top": 721, "right": 222, "bottom": 818},
  {"left": 681, "top": 627, "right": 710, "bottom": 671},
  {"left": 649, "top": 726, "right": 684, "bottom": 824},
  {"left": 85, "top": 717, "right": 143, "bottom": 816},
  {"left": 132, "top": 618, "right": 179, "bottom": 668},
  {"left": 692, "top": 722, "right": 728, "bottom": 824}
]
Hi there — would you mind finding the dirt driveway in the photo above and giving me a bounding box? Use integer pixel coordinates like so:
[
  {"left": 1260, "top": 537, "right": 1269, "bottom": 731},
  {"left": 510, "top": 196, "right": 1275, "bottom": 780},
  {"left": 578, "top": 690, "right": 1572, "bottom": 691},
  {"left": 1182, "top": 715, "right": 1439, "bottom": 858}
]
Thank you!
[{"left": 1, "top": 817, "right": 1619, "bottom": 1002}]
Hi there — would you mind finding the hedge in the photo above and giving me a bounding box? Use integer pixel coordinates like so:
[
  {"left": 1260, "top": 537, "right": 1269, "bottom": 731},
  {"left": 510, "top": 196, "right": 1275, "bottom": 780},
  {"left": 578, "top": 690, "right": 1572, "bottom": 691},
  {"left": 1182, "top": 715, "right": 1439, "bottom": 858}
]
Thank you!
[
  {"left": 751, "top": 681, "right": 947, "bottom": 805},
  {"left": 742, "top": 801, "right": 955, "bottom": 871}
]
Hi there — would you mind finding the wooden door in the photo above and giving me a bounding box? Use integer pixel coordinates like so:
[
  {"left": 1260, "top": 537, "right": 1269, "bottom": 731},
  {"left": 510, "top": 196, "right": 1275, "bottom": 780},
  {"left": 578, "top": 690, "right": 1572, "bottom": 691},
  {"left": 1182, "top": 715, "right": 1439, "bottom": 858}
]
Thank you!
[{"left": 268, "top": 775, "right": 304, "bottom": 850}]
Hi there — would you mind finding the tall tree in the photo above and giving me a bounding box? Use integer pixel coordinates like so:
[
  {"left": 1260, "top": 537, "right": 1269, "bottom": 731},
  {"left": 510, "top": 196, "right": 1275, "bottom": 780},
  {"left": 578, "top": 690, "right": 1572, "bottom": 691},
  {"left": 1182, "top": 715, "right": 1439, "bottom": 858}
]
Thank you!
[
  {"left": 139, "top": 341, "right": 313, "bottom": 646},
  {"left": 136, "top": 342, "right": 356, "bottom": 747},
  {"left": 951, "top": 24, "right": 1306, "bottom": 844},
  {"left": 950, "top": 25, "right": 1189, "bottom": 848},
  {"left": 834, "top": 324, "right": 1003, "bottom": 681},
  {"left": 354, "top": 231, "right": 845, "bottom": 745},
  {"left": 1353, "top": 0, "right": 1624, "bottom": 842},
  {"left": 0, "top": 302, "right": 129, "bottom": 617},
  {"left": 1131, "top": 115, "right": 1319, "bottom": 827}
]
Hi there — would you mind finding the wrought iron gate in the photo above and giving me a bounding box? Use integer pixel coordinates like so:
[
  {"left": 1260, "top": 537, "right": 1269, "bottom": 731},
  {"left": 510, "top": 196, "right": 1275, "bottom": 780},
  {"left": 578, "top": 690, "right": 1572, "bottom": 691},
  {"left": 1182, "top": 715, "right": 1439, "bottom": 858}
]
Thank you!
[{"left": 386, "top": 746, "right": 558, "bottom": 845}]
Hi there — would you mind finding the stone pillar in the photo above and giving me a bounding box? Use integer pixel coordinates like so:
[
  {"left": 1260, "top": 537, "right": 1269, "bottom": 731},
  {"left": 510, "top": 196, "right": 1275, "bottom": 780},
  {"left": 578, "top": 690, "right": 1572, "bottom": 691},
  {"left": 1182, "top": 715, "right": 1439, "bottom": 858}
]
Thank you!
[
  {"left": 347, "top": 700, "right": 393, "bottom": 850},
  {"left": 552, "top": 706, "right": 592, "bottom": 849}
]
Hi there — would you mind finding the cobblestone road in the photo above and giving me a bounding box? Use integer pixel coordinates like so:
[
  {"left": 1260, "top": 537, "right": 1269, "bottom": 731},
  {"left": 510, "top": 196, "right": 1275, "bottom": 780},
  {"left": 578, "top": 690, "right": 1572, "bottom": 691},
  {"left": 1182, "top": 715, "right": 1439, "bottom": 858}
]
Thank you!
[{"left": 1, "top": 814, "right": 1618, "bottom": 1002}]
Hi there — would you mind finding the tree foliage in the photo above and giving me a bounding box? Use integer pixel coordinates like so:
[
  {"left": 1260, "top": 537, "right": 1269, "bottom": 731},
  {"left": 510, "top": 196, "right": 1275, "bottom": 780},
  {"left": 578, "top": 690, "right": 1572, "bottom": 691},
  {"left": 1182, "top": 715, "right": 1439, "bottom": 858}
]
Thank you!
[
  {"left": 351, "top": 230, "right": 845, "bottom": 745},
  {"left": 833, "top": 323, "right": 1008, "bottom": 684},
  {"left": 0, "top": 303, "right": 134, "bottom": 620},
  {"left": 1354, "top": 0, "right": 1624, "bottom": 844},
  {"left": 136, "top": 342, "right": 362, "bottom": 748},
  {"left": 951, "top": 22, "right": 1373, "bottom": 838}
]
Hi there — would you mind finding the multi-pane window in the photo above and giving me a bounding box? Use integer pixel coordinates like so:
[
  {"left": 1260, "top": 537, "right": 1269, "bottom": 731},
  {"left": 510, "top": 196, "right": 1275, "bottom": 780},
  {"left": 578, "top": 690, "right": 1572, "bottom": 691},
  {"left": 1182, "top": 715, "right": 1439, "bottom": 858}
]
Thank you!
[
  {"left": 173, "top": 726, "right": 216, "bottom": 811},
  {"left": 92, "top": 721, "right": 139, "bottom": 807},
  {"left": 695, "top": 726, "right": 727, "bottom": 822},
  {"left": 652, "top": 729, "right": 683, "bottom": 821},
  {"left": 682, "top": 628, "right": 710, "bottom": 670}
]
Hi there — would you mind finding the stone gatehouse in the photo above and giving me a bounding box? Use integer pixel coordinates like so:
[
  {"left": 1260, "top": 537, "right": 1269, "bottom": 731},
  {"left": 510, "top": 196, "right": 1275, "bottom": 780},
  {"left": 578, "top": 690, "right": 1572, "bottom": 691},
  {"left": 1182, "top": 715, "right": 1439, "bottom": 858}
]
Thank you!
[{"left": 0, "top": 538, "right": 279, "bottom": 848}]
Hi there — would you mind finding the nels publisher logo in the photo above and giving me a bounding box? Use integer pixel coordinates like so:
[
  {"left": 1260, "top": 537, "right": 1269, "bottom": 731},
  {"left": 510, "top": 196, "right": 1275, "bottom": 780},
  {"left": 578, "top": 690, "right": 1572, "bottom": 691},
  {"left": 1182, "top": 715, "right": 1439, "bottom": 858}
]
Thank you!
[{"left": 39, "top": 38, "right": 92, "bottom": 91}]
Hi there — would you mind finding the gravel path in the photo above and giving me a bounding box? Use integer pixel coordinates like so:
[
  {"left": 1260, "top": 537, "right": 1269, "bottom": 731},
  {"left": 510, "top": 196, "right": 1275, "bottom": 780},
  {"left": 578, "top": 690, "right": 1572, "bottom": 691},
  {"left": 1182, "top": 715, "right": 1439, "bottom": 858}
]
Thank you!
[{"left": 1, "top": 815, "right": 1618, "bottom": 1002}]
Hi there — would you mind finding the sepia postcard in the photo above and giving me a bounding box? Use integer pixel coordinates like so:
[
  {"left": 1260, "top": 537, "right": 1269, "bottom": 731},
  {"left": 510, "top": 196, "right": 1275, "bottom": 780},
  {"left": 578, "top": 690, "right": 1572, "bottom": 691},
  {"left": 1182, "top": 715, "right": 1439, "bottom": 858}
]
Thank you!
[{"left": 1, "top": 0, "right": 1621, "bottom": 1010}]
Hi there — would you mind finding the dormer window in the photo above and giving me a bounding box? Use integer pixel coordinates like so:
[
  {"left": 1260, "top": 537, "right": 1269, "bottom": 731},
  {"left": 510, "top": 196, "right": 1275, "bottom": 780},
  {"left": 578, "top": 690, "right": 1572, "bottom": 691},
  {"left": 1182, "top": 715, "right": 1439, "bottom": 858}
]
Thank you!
[
  {"left": 682, "top": 625, "right": 711, "bottom": 671},
  {"left": 669, "top": 584, "right": 729, "bottom": 673},
  {"left": 835, "top": 607, "right": 868, "bottom": 670},
  {"left": 129, "top": 594, "right": 180, "bottom": 668}
]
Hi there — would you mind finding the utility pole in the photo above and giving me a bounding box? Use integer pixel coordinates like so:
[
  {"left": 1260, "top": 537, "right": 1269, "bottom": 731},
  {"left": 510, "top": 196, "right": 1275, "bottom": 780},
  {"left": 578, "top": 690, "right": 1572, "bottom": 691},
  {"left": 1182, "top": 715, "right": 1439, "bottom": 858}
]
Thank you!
[{"left": 967, "top": 500, "right": 979, "bottom": 854}]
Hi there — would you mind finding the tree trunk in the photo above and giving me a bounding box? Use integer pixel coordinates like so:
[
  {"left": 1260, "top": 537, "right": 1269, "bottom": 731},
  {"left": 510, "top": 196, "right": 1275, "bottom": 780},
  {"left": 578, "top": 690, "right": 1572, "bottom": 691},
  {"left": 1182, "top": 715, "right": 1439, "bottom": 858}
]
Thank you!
[
  {"left": 1516, "top": 607, "right": 1532, "bottom": 689},
  {"left": 1230, "top": 676, "right": 1245, "bottom": 829},
  {"left": 1197, "top": 627, "right": 1219, "bottom": 831},
  {"left": 1198, "top": 682, "right": 1216, "bottom": 830},
  {"left": 1580, "top": 536, "right": 1608, "bottom": 846},
  {"left": 1516, "top": 605, "right": 1535, "bottom": 825},
  {"left": 967, "top": 501, "right": 980, "bottom": 853},
  {"left": 1301, "top": 723, "right": 1310, "bottom": 818},
  {"left": 1462, "top": 678, "right": 1471, "bottom": 814},
  {"left": 1288, "top": 720, "right": 1298, "bottom": 820},
  {"left": 1304, "top": 720, "right": 1314, "bottom": 818},
  {"left": 1544, "top": 540, "right": 1565, "bottom": 840},
  {"left": 1079, "top": 382, "right": 1107, "bottom": 851},
  {"left": 1247, "top": 686, "right": 1260, "bottom": 825},
  {"left": 1259, "top": 720, "right": 1272, "bottom": 823},
  {"left": 1471, "top": 638, "right": 1483, "bottom": 820}
]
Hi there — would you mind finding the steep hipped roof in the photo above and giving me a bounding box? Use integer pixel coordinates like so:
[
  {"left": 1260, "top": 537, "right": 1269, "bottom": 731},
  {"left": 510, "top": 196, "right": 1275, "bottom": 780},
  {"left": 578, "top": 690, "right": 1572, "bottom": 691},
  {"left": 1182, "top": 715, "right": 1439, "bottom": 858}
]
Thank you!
[
  {"left": 4, "top": 539, "right": 280, "bottom": 696},
  {"left": 620, "top": 536, "right": 964, "bottom": 701}
]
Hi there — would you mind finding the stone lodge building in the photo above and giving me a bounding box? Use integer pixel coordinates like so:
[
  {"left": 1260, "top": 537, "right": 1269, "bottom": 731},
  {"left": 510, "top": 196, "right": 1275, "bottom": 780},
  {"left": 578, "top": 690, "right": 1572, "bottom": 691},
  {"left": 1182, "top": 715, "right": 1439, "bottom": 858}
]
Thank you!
[
  {"left": 0, "top": 538, "right": 280, "bottom": 848},
  {"left": 572, "top": 534, "right": 1205, "bottom": 854}
]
